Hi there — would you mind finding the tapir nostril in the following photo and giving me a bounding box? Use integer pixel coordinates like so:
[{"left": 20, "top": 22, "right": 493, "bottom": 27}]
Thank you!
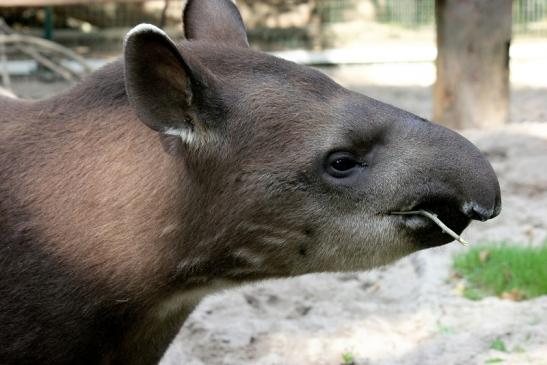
[{"left": 463, "top": 203, "right": 495, "bottom": 222}]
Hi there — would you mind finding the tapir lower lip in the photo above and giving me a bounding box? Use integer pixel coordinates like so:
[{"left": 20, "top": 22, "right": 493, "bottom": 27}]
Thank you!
[{"left": 388, "top": 209, "right": 472, "bottom": 248}]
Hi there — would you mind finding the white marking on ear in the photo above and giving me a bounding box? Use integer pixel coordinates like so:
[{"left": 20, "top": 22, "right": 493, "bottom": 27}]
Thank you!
[
  {"left": 164, "top": 128, "right": 196, "bottom": 145},
  {"left": 124, "top": 23, "right": 173, "bottom": 48}
]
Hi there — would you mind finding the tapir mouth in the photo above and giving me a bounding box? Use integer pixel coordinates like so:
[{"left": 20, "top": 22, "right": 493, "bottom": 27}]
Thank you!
[{"left": 388, "top": 199, "right": 472, "bottom": 248}]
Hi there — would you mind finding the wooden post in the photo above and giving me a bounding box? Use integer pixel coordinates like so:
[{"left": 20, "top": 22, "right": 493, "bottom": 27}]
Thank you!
[{"left": 434, "top": 0, "right": 512, "bottom": 129}]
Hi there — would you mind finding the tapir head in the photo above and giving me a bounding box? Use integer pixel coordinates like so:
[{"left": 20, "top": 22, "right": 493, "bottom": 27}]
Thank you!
[{"left": 123, "top": 0, "right": 501, "bottom": 277}]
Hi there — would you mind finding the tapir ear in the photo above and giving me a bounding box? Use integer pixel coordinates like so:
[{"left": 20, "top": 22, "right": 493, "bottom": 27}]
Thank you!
[
  {"left": 183, "top": 0, "right": 249, "bottom": 48},
  {"left": 124, "top": 24, "right": 217, "bottom": 142}
]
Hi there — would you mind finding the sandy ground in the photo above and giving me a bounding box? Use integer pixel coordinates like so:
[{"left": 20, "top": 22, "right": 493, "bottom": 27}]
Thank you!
[{"left": 7, "top": 59, "right": 547, "bottom": 365}]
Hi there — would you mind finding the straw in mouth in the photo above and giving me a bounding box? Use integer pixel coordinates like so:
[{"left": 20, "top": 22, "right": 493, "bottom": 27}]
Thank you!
[{"left": 390, "top": 209, "right": 471, "bottom": 246}]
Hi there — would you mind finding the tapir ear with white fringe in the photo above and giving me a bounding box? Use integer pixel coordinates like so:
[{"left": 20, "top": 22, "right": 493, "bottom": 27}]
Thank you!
[
  {"left": 124, "top": 24, "right": 221, "bottom": 144},
  {"left": 183, "top": 0, "right": 249, "bottom": 47}
]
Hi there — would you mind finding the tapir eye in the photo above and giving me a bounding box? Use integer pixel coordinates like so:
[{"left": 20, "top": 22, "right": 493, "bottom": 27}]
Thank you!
[{"left": 325, "top": 152, "right": 361, "bottom": 178}]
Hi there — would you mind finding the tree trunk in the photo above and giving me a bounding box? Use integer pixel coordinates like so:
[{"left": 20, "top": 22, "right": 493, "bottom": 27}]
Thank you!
[{"left": 434, "top": 0, "right": 512, "bottom": 129}]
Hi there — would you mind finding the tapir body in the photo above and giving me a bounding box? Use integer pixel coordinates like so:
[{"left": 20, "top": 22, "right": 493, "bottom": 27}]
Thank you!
[{"left": 0, "top": 1, "right": 500, "bottom": 364}]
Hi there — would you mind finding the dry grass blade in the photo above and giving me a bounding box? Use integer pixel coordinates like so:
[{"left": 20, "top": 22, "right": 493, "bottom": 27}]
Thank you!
[{"left": 391, "top": 209, "right": 471, "bottom": 246}]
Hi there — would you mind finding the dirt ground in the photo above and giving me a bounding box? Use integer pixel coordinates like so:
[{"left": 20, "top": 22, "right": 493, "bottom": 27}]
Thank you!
[{"left": 8, "top": 59, "right": 547, "bottom": 365}]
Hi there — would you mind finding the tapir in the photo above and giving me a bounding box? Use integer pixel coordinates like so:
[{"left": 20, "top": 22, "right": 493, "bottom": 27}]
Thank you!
[{"left": 0, "top": 0, "right": 501, "bottom": 364}]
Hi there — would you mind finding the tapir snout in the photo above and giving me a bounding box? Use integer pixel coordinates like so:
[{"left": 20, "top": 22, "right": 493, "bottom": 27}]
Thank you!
[{"left": 374, "top": 107, "right": 502, "bottom": 246}]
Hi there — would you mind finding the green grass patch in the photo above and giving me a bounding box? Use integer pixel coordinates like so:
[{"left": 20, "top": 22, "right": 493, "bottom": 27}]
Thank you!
[
  {"left": 341, "top": 352, "right": 355, "bottom": 365},
  {"left": 436, "top": 321, "right": 455, "bottom": 336},
  {"left": 453, "top": 243, "right": 547, "bottom": 301},
  {"left": 490, "top": 338, "right": 508, "bottom": 352},
  {"left": 485, "top": 358, "right": 504, "bottom": 364}
]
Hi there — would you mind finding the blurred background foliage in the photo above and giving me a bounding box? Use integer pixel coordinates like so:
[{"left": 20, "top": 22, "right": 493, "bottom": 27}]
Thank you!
[{"left": 1, "top": 0, "right": 546, "bottom": 54}]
